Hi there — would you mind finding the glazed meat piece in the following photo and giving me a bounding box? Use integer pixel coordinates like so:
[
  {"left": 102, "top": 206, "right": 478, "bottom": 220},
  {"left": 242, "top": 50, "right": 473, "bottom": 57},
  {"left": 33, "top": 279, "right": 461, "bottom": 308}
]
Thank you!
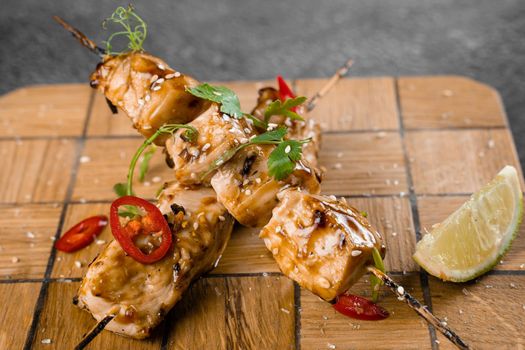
[
  {"left": 260, "top": 189, "right": 385, "bottom": 301},
  {"left": 76, "top": 183, "right": 234, "bottom": 339},
  {"left": 90, "top": 52, "right": 211, "bottom": 144},
  {"left": 165, "top": 104, "right": 255, "bottom": 185},
  {"left": 211, "top": 144, "right": 321, "bottom": 227}
]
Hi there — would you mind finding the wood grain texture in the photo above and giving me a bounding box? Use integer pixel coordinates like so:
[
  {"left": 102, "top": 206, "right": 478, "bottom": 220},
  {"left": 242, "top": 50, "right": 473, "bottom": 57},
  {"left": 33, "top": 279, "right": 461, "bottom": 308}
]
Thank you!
[
  {"left": 165, "top": 276, "right": 295, "bottom": 350},
  {"left": 0, "top": 282, "right": 41, "bottom": 349},
  {"left": 32, "top": 282, "right": 162, "bottom": 349},
  {"left": 72, "top": 138, "right": 173, "bottom": 201},
  {"left": 0, "top": 78, "right": 522, "bottom": 350},
  {"left": 348, "top": 196, "right": 418, "bottom": 272},
  {"left": 418, "top": 195, "right": 525, "bottom": 271},
  {"left": 0, "top": 139, "right": 77, "bottom": 203},
  {"left": 320, "top": 132, "right": 408, "bottom": 195},
  {"left": 398, "top": 76, "right": 507, "bottom": 129},
  {"left": 295, "top": 77, "right": 399, "bottom": 131},
  {"left": 300, "top": 273, "right": 431, "bottom": 350},
  {"left": 212, "top": 225, "right": 279, "bottom": 274},
  {"left": 0, "top": 84, "right": 91, "bottom": 137},
  {"left": 429, "top": 275, "right": 525, "bottom": 349},
  {"left": 406, "top": 129, "right": 524, "bottom": 194},
  {"left": 0, "top": 204, "right": 61, "bottom": 279},
  {"left": 51, "top": 203, "right": 112, "bottom": 278}
]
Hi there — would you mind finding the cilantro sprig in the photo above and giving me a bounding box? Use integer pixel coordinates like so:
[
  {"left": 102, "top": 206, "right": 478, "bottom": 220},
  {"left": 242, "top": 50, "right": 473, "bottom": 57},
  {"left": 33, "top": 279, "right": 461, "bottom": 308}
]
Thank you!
[
  {"left": 186, "top": 84, "right": 242, "bottom": 118},
  {"left": 102, "top": 5, "right": 147, "bottom": 55},
  {"left": 204, "top": 126, "right": 311, "bottom": 181},
  {"left": 370, "top": 247, "right": 385, "bottom": 302},
  {"left": 113, "top": 124, "right": 197, "bottom": 198},
  {"left": 264, "top": 96, "right": 306, "bottom": 123}
]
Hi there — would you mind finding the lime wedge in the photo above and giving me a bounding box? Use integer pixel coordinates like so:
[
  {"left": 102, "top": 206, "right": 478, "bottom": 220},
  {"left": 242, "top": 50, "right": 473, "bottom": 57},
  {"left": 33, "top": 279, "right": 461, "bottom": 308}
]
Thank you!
[{"left": 413, "top": 166, "right": 523, "bottom": 282}]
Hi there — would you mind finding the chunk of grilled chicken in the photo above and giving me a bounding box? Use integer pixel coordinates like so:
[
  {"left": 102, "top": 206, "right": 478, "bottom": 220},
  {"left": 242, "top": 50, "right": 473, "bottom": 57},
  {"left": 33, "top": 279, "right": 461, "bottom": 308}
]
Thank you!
[
  {"left": 251, "top": 86, "right": 322, "bottom": 167},
  {"left": 76, "top": 183, "right": 234, "bottom": 339},
  {"left": 90, "top": 52, "right": 211, "bottom": 144},
  {"left": 165, "top": 103, "right": 255, "bottom": 185},
  {"left": 211, "top": 144, "right": 321, "bottom": 227},
  {"left": 260, "top": 189, "right": 385, "bottom": 301}
]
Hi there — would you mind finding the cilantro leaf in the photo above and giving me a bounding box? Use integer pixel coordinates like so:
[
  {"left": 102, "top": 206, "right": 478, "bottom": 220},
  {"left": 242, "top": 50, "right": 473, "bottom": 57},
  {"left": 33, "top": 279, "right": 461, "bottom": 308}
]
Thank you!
[
  {"left": 268, "top": 140, "right": 303, "bottom": 180},
  {"left": 264, "top": 96, "right": 307, "bottom": 123},
  {"left": 370, "top": 247, "right": 385, "bottom": 302},
  {"left": 186, "top": 83, "right": 242, "bottom": 118},
  {"left": 243, "top": 113, "right": 268, "bottom": 130},
  {"left": 113, "top": 182, "right": 130, "bottom": 197},
  {"left": 250, "top": 126, "right": 287, "bottom": 143},
  {"left": 139, "top": 145, "right": 156, "bottom": 182}
]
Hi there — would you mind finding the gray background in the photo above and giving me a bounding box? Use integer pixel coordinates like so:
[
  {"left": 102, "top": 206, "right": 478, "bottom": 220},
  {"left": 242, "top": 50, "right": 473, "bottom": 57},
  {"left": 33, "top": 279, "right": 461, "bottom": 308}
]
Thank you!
[{"left": 1, "top": 0, "right": 524, "bottom": 167}]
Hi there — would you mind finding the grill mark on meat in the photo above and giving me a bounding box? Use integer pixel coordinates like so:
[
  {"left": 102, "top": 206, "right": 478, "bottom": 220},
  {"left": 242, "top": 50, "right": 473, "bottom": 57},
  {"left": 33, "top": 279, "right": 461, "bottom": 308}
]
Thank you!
[{"left": 241, "top": 155, "right": 257, "bottom": 177}]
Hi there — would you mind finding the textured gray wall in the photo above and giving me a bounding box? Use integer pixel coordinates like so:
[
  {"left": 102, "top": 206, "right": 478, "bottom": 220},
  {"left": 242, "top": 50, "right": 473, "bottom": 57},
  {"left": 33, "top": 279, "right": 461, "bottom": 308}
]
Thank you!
[{"left": 1, "top": 0, "right": 524, "bottom": 166}]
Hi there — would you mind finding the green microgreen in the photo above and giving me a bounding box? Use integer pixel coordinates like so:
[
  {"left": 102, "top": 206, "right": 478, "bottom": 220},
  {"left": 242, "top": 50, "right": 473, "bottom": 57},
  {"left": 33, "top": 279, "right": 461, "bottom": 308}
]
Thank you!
[
  {"left": 113, "top": 124, "right": 197, "bottom": 201},
  {"left": 138, "top": 145, "right": 156, "bottom": 182},
  {"left": 102, "top": 5, "right": 147, "bottom": 55},
  {"left": 370, "top": 247, "right": 385, "bottom": 302}
]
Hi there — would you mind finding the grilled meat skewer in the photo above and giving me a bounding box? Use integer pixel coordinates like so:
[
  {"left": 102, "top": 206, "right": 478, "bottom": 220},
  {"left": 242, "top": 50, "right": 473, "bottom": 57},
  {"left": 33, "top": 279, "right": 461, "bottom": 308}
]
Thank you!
[{"left": 76, "top": 183, "right": 234, "bottom": 339}]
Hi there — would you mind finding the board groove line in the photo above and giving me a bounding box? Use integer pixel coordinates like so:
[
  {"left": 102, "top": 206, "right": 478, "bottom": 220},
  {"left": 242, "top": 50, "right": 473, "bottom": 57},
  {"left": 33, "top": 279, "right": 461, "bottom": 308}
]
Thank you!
[
  {"left": 394, "top": 77, "right": 439, "bottom": 350},
  {"left": 22, "top": 89, "right": 96, "bottom": 350}
]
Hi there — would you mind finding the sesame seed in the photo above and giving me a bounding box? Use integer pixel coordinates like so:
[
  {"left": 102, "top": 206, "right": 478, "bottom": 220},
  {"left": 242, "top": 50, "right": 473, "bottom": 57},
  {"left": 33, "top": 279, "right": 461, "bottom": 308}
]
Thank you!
[
  {"left": 26, "top": 231, "right": 35, "bottom": 239},
  {"left": 285, "top": 145, "right": 291, "bottom": 154},
  {"left": 150, "top": 74, "right": 159, "bottom": 83},
  {"left": 218, "top": 215, "right": 226, "bottom": 222},
  {"left": 74, "top": 260, "right": 83, "bottom": 268},
  {"left": 272, "top": 248, "right": 279, "bottom": 255},
  {"left": 41, "top": 339, "right": 52, "bottom": 344},
  {"left": 488, "top": 139, "right": 495, "bottom": 148},
  {"left": 165, "top": 73, "right": 176, "bottom": 79},
  {"left": 243, "top": 127, "right": 251, "bottom": 134},
  {"left": 11, "top": 257, "right": 19, "bottom": 263},
  {"left": 96, "top": 239, "right": 106, "bottom": 245},
  {"left": 138, "top": 98, "right": 145, "bottom": 106},
  {"left": 202, "top": 143, "right": 211, "bottom": 152},
  {"left": 222, "top": 114, "right": 231, "bottom": 122},
  {"left": 280, "top": 307, "right": 290, "bottom": 314},
  {"left": 174, "top": 72, "right": 181, "bottom": 77},
  {"left": 80, "top": 156, "right": 91, "bottom": 163},
  {"left": 332, "top": 163, "right": 342, "bottom": 170},
  {"left": 157, "top": 64, "right": 165, "bottom": 70},
  {"left": 212, "top": 91, "right": 222, "bottom": 96},
  {"left": 156, "top": 78, "right": 165, "bottom": 84},
  {"left": 145, "top": 95, "right": 151, "bottom": 102},
  {"left": 376, "top": 131, "right": 386, "bottom": 139},
  {"left": 152, "top": 86, "right": 161, "bottom": 91},
  {"left": 275, "top": 226, "right": 282, "bottom": 233},
  {"left": 255, "top": 177, "right": 262, "bottom": 184},
  {"left": 193, "top": 222, "right": 199, "bottom": 230},
  {"left": 397, "top": 286, "right": 404, "bottom": 295},
  {"left": 328, "top": 195, "right": 337, "bottom": 201},
  {"left": 152, "top": 176, "right": 162, "bottom": 183},
  {"left": 327, "top": 344, "right": 336, "bottom": 350},
  {"left": 351, "top": 250, "right": 362, "bottom": 257},
  {"left": 245, "top": 189, "right": 252, "bottom": 196}
]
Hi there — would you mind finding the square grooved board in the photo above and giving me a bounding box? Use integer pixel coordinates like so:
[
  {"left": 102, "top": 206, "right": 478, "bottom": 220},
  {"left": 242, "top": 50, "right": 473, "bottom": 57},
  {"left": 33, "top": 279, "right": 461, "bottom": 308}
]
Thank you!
[{"left": 0, "top": 76, "right": 524, "bottom": 350}]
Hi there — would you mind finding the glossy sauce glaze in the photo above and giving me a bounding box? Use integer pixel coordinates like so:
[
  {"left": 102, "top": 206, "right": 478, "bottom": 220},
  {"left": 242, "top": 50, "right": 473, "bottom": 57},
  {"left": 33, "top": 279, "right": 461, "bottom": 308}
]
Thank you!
[{"left": 260, "top": 189, "right": 385, "bottom": 301}]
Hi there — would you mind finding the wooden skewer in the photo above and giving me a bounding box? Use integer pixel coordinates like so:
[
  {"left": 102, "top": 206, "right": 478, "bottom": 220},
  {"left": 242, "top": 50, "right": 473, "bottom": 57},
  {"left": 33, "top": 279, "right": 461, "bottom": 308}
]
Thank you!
[
  {"left": 53, "top": 16, "right": 106, "bottom": 57},
  {"left": 367, "top": 266, "right": 470, "bottom": 350},
  {"left": 74, "top": 314, "right": 115, "bottom": 350},
  {"left": 305, "top": 58, "right": 354, "bottom": 112}
]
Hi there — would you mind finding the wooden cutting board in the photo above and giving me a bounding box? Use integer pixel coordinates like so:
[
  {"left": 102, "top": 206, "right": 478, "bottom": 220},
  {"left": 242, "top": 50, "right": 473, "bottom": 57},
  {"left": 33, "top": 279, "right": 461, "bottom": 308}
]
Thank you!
[{"left": 1, "top": 76, "right": 524, "bottom": 350}]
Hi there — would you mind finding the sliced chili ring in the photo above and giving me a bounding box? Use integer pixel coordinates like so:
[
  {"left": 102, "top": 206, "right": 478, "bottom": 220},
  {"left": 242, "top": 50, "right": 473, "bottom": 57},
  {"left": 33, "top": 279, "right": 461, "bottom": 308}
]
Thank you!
[
  {"left": 109, "top": 196, "right": 172, "bottom": 264},
  {"left": 333, "top": 294, "right": 389, "bottom": 321},
  {"left": 55, "top": 215, "right": 108, "bottom": 253},
  {"left": 277, "top": 75, "right": 297, "bottom": 101}
]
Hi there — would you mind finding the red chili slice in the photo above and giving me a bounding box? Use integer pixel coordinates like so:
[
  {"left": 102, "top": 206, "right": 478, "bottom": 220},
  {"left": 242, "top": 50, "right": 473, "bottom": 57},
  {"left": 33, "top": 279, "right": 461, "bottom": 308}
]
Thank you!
[
  {"left": 277, "top": 75, "right": 297, "bottom": 101},
  {"left": 109, "top": 196, "right": 172, "bottom": 264},
  {"left": 333, "top": 294, "right": 389, "bottom": 321},
  {"left": 55, "top": 215, "right": 108, "bottom": 253}
]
